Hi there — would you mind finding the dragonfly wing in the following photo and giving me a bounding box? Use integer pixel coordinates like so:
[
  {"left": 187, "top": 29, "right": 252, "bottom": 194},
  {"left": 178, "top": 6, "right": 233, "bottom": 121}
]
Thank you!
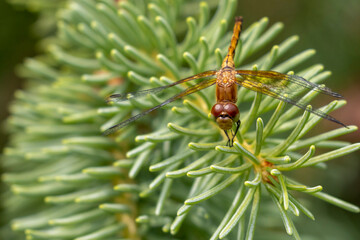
[
  {"left": 107, "top": 70, "right": 217, "bottom": 103},
  {"left": 235, "top": 76, "right": 346, "bottom": 127},
  {"left": 103, "top": 78, "right": 217, "bottom": 135},
  {"left": 235, "top": 70, "right": 343, "bottom": 98}
]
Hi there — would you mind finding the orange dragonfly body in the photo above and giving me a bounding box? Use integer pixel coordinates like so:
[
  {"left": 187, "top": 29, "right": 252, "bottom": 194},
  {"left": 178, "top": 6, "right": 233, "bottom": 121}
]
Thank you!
[{"left": 105, "top": 16, "right": 345, "bottom": 146}]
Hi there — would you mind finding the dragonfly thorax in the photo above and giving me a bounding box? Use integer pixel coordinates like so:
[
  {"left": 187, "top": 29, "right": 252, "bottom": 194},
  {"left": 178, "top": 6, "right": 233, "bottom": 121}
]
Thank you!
[
  {"left": 216, "top": 68, "right": 236, "bottom": 87},
  {"left": 211, "top": 102, "right": 239, "bottom": 130}
]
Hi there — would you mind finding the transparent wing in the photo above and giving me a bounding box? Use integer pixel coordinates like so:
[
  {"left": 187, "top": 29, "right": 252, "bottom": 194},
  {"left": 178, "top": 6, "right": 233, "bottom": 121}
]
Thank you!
[
  {"left": 235, "top": 72, "right": 346, "bottom": 127},
  {"left": 103, "top": 78, "right": 217, "bottom": 135},
  {"left": 236, "top": 70, "right": 343, "bottom": 98},
  {"left": 107, "top": 70, "right": 217, "bottom": 103}
]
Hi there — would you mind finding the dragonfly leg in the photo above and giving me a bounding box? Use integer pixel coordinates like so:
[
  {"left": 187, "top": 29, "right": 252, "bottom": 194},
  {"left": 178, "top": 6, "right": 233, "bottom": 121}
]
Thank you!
[
  {"left": 224, "top": 130, "right": 231, "bottom": 146},
  {"left": 231, "top": 120, "right": 241, "bottom": 145}
]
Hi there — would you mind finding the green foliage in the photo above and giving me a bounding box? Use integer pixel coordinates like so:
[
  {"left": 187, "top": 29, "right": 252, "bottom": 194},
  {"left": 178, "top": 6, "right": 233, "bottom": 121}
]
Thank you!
[
  {"left": 1, "top": 0, "right": 359, "bottom": 239},
  {"left": 8, "top": 0, "right": 67, "bottom": 36}
]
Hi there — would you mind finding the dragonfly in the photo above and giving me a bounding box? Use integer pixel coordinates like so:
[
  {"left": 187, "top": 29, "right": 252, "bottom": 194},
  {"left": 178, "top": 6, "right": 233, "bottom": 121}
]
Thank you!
[{"left": 104, "top": 16, "right": 345, "bottom": 146}]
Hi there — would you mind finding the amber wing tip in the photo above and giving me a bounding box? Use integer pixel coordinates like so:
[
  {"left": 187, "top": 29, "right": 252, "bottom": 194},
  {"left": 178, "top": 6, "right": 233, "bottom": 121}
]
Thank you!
[{"left": 235, "top": 16, "right": 243, "bottom": 23}]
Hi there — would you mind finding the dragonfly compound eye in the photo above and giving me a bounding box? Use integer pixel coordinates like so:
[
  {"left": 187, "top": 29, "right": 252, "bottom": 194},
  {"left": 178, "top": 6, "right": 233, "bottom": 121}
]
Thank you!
[
  {"left": 211, "top": 102, "right": 239, "bottom": 130},
  {"left": 223, "top": 102, "right": 239, "bottom": 120},
  {"left": 211, "top": 103, "right": 224, "bottom": 118}
]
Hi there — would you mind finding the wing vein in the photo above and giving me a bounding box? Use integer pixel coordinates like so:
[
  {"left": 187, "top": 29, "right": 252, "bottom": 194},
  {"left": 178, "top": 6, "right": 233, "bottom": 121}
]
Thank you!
[
  {"left": 236, "top": 70, "right": 343, "bottom": 98},
  {"left": 103, "top": 78, "right": 217, "bottom": 135},
  {"left": 107, "top": 70, "right": 217, "bottom": 103},
  {"left": 235, "top": 77, "right": 346, "bottom": 127}
]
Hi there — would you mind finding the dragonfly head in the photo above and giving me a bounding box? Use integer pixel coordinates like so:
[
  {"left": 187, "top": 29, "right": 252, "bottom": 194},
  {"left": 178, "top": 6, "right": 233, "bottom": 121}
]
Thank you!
[{"left": 211, "top": 102, "right": 239, "bottom": 130}]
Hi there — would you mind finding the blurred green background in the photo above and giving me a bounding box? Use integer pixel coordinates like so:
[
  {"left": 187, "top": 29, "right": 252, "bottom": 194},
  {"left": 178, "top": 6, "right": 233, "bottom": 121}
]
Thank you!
[
  {"left": 1, "top": 0, "right": 359, "bottom": 236},
  {"left": 0, "top": 1, "right": 37, "bottom": 150}
]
